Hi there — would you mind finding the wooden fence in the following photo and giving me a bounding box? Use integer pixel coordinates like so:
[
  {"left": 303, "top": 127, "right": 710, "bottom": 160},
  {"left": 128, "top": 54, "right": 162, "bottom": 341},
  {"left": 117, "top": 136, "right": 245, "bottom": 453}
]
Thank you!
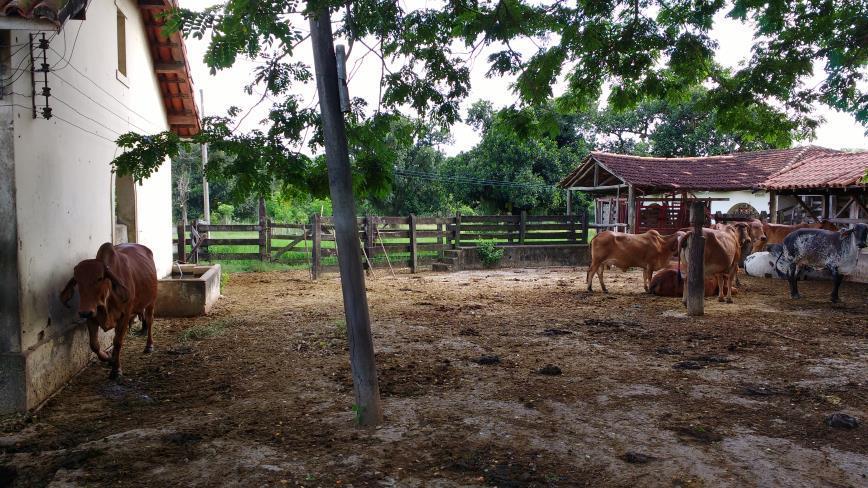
[{"left": 173, "top": 210, "right": 591, "bottom": 275}]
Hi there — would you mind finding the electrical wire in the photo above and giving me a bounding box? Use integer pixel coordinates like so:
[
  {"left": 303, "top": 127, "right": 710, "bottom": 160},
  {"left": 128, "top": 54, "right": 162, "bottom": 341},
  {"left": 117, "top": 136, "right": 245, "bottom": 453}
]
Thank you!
[
  {"left": 53, "top": 113, "right": 117, "bottom": 143},
  {"left": 50, "top": 16, "right": 85, "bottom": 72},
  {"left": 51, "top": 71, "right": 154, "bottom": 133},
  {"left": 52, "top": 96, "right": 123, "bottom": 136},
  {"left": 49, "top": 54, "right": 161, "bottom": 128}
]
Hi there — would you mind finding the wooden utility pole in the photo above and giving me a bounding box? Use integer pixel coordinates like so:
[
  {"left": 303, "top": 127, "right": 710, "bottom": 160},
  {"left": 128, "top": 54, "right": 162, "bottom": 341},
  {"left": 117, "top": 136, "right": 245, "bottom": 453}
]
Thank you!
[
  {"left": 200, "top": 89, "right": 211, "bottom": 223},
  {"left": 309, "top": 5, "right": 383, "bottom": 425},
  {"left": 684, "top": 201, "right": 706, "bottom": 316}
]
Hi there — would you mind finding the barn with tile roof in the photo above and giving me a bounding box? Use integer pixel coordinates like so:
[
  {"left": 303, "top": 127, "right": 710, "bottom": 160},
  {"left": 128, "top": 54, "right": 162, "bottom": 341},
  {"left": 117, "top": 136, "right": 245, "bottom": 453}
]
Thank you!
[{"left": 558, "top": 147, "right": 866, "bottom": 234}]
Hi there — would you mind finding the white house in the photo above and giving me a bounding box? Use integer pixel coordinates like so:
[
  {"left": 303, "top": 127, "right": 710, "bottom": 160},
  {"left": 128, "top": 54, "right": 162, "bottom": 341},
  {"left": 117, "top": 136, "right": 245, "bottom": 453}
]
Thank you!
[{"left": 1, "top": 0, "right": 200, "bottom": 412}]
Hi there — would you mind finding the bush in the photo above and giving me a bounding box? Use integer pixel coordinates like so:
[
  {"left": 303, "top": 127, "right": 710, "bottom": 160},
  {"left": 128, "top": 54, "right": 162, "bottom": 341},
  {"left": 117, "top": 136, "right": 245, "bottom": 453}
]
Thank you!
[{"left": 476, "top": 239, "right": 503, "bottom": 267}]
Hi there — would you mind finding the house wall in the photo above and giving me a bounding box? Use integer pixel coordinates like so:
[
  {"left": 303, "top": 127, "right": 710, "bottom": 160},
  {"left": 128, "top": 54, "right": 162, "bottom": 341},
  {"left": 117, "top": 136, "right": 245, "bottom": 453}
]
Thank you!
[
  {"left": 692, "top": 190, "right": 771, "bottom": 216},
  {"left": 1, "top": 0, "right": 173, "bottom": 412}
]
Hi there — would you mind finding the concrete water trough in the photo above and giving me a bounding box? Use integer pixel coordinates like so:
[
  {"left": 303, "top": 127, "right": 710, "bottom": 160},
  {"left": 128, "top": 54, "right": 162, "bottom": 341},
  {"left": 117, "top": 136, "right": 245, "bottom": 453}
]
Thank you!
[{"left": 155, "top": 264, "right": 221, "bottom": 317}]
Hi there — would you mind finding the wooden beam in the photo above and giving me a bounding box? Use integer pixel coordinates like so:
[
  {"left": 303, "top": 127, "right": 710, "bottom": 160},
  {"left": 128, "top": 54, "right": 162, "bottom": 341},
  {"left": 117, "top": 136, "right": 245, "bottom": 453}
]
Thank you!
[
  {"left": 138, "top": 0, "right": 169, "bottom": 9},
  {"left": 167, "top": 114, "right": 199, "bottom": 126},
  {"left": 834, "top": 197, "right": 855, "bottom": 218},
  {"left": 794, "top": 195, "right": 820, "bottom": 221},
  {"left": 154, "top": 62, "right": 186, "bottom": 73},
  {"left": 568, "top": 184, "right": 628, "bottom": 192}
]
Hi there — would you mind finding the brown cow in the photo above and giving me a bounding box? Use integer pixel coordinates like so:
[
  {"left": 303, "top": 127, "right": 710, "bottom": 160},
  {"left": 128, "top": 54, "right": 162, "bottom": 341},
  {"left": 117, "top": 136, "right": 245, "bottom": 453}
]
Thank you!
[
  {"left": 587, "top": 230, "right": 685, "bottom": 293},
  {"left": 60, "top": 243, "right": 158, "bottom": 379},
  {"left": 761, "top": 220, "right": 838, "bottom": 249},
  {"left": 679, "top": 223, "right": 752, "bottom": 303},
  {"left": 649, "top": 265, "right": 737, "bottom": 297}
]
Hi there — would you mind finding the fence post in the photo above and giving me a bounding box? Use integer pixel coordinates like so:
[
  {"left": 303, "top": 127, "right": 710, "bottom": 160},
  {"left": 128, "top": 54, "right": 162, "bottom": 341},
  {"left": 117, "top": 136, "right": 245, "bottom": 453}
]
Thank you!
[
  {"left": 311, "top": 213, "right": 321, "bottom": 279},
  {"left": 568, "top": 212, "right": 576, "bottom": 242},
  {"left": 409, "top": 214, "right": 418, "bottom": 273},
  {"left": 201, "top": 222, "right": 209, "bottom": 261},
  {"left": 685, "top": 202, "right": 706, "bottom": 316},
  {"left": 258, "top": 197, "right": 268, "bottom": 261},
  {"left": 364, "top": 214, "right": 375, "bottom": 270},
  {"left": 176, "top": 223, "right": 186, "bottom": 263},
  {"left": 581, "top": 209, "right": 590, "bottom": 244},
  {"left": 436, "top": 222, "right": 443, "bottom": 257},
  {"left": 454, "top": 212, "right": 462, "bottom": 249},
  {"left": 191, "top": 221, "right": 200, "bottom": 264},
  {"left": 519, "top": 210, "right": 527, "bottom": 244}
]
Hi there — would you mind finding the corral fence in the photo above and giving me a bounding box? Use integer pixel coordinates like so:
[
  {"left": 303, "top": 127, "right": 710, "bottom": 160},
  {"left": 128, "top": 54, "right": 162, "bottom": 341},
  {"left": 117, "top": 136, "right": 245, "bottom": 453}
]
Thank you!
[{"left": 174, "top": 210, "right": 593, "bottom": 276}]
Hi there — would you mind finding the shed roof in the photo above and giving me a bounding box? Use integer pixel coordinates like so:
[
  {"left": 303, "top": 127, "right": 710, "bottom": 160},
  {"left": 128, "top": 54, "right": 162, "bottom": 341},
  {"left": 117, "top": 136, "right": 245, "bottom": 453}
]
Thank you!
[
  {"left": 761, "top": 151, "right": 868, "bottom": 190},
  {"left": 0, "top": 0, "right": 200, "bottom": 136},
  {"left": 0, "top": 0, "right": 86, "bottom": 25},
  {"left": 559, "top": 146, "right": 840, "bottom": 192}
]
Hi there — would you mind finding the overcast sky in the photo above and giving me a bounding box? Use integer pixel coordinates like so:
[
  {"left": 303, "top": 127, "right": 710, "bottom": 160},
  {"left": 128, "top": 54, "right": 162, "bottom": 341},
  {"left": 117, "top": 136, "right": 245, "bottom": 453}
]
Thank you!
[{"left": 180, "top": 1, "right": 867, "bottom": 155}]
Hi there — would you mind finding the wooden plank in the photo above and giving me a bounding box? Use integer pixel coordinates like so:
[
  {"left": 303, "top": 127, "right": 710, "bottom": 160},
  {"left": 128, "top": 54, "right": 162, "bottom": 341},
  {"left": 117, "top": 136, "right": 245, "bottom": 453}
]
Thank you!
[
  {"left": 203, "top": 253, "right": 262, "bottom": 260},
  {"left": 457, "top": 224, "right": 520, "bottom": 232},
  {"left": 522, "top": 232, "right": 580, "bottom": 240},
  {"left": 461, "top": 215, "right": 519, "bottom": 223},
  {"left": 415, "top": 217, "right": 454, "bottom": 225},
  {"left": 272, "top": 235, "right": 307, "bottom": 259},
  {"left": 522, "top": 223, "right": 576, "bottom": 230},
  {"left": 270, "top": 223, "right": 308, "bottom": 229},
  {"left": 458, "top": 233, "right": 512, "bottom": 241},
  {"left": 527, "top": 215, "right": 571, "bottom": 222},
  {"left": 377, "top": 216, "right": 411, "bottom": 225},
  {"left": 199, "top": 224, "right": 262, "bottom": 231},
  {"left": 204, "top": 238, "right": 261, "bottom": 245}
]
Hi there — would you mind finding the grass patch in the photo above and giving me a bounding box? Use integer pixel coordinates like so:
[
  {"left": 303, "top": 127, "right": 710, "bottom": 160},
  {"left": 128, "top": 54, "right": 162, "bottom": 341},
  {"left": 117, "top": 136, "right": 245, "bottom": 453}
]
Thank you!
[{"left": 180, "top": 319, "right": 234, "bottom": 342}]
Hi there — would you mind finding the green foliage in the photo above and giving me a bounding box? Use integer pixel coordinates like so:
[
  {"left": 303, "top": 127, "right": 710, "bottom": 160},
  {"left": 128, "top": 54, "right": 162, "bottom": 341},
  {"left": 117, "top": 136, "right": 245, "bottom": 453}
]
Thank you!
[
  {"left": 476, "top": 240, "right": 504, "bottom": 267},
  {"left": 117, "top": 0, "right": 865, "bottom": 217},
  {"left": 180, "top": 319, "right": 233, "bottom": 341},
  {"left": 213, "top": 203, "right": 235, "bottom": 224}
]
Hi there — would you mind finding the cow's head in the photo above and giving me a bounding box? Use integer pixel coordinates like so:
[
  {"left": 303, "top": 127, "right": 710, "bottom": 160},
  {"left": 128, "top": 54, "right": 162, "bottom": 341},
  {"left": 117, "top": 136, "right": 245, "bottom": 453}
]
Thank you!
[
  {"left": 730, "top": 222, "right": 753, "bottom": 256},
  {"left": 60, "top": 260, "right": 129, "bottom": 320},
  {"left": 842, "top": 223, "right": 868, "bottom": 249},
  {"left": 748, "top": 219, "right": 767, "bottom": 252}
]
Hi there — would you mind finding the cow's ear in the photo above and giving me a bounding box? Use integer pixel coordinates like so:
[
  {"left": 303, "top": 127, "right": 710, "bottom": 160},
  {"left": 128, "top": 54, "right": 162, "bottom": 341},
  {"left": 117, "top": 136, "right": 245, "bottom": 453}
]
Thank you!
[
  {"left": 60, "top": 278, "right": 77, "bottom": 307},
  {"left": 104, "top": 267, "right": 130, "bottom": 303}
]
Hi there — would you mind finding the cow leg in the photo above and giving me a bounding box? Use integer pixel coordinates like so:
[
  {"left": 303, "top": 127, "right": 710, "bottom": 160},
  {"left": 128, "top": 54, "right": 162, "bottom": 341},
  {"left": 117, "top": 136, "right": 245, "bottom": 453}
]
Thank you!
[
  {"left": 143, "top": 305, "right": 155, "bottom": 353},
  {"left": 110, "top": 313, "right": 129, "bottom": 380},
  {"left": 586, "top": 264, "right": 596, "bottom": 292},
  {"left": 830, "top": 269, "right": 844, "bottom": 303},
  {"left": 725, "top": 271, "right": 735, "bottom": 303},
  {"left": 598, "top": 267, "right": 608, "bottom": 293},
  {"left": 717, "top": 275, "right": 726, "bottom": 302},
  {"left": 644, "top": 267, "right": 653, "bottom": 293},
  {"left": 788, "top": 265, "right": 801, "bottom": 299}
]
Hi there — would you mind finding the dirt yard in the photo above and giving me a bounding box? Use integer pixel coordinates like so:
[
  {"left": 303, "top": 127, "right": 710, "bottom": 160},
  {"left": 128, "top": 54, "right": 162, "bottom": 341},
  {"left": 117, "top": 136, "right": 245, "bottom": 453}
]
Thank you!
[{"left": 1, "top": 267, "right": 866, "bottom": 487}]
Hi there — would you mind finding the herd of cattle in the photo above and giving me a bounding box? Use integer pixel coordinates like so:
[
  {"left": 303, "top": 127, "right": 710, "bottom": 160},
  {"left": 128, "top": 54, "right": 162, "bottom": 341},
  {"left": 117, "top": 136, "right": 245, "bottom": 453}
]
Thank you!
[
  {"left": 588, "top": 220, "right": 867, "bottom": 304},
  {"left": 60, "top": 221, "right": 865, "bottom": 380}
]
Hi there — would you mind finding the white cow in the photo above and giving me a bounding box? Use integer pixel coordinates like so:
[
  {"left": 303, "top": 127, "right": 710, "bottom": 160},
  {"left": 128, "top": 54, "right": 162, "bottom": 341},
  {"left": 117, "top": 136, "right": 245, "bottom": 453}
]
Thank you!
[{"left": 743, "top": 247, "right": 831, "bottom": 281}]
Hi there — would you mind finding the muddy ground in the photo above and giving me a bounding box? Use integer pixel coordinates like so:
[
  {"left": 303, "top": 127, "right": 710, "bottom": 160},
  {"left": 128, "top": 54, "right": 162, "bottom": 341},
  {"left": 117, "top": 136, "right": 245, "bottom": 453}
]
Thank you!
[{"left": 1, "top": 267, "right": 867, "bottom": 487}]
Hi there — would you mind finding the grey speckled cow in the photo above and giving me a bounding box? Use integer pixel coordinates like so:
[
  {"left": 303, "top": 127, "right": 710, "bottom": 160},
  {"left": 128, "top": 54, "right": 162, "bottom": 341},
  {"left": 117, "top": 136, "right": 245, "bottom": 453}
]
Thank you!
[{"left": 782, "top": 224, "right": 868, "bottom": 303}]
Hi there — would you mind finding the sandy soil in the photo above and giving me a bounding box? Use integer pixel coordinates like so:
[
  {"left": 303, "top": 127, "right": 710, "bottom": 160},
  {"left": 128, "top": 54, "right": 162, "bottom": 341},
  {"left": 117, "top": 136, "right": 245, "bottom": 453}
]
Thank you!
[{"left": 1, "top": 267, "right": 867, "bottom": 487}]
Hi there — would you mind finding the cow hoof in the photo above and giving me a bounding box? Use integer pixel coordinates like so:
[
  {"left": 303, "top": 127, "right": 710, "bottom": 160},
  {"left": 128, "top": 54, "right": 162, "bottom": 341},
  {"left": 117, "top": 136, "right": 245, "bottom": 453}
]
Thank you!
[
  {"left": 109, "top": 370, "right": 122, "bottom": 381},
  {"left": 831, "top": 297, "right": 840, "bottom": 304},
  {"left": 143, "top": 345, "right": 153, "bottom": 354},
  {"left": 718, "top": 297, "right": 725, "bottom": 302},
  {"left": 602, "top": 289, "right": 609, "bottom": 294},
  {"left": 726, "top": 297, "right": 733, "bottom": 304},
  {"left": 790, "top": 294, "right": 801, "bottom": 300}
]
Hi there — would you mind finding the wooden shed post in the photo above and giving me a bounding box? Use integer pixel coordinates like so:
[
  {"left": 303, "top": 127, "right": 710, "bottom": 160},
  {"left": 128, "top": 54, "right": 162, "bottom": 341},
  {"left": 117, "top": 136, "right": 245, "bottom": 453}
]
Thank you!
[
  {"left": 769, "top": 190, "right": 778, "bottom": 223},
  {"left": 436, "top": 222, "right": 443, "bottom": 257},
  {"left": 310, "top": 213, "right": 321, "bottom": 279},
  {"left": 519, "top": 210, "right": 527, "bottom": 244},
  {"left": 409, "top": 214, "right": 418, "bottom": 273},
  {"left": 626, "top": 184, "right": 635, "bottom": 233},
  {"left": 580, "top": 208, "right": 590, "bottom": 244},
  {"left": 685, "top": 201, "right": 706, "bottom": 316},
  {"left": 566, "top": 189, "right": 572, "bottom": 216}
]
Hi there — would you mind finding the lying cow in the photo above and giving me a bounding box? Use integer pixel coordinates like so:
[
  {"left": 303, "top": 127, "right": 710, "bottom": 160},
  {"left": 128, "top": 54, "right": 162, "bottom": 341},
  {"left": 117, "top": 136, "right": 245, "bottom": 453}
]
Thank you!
[
  {"left": 679, "top": 223, "right": 752, "bottom": 303},
  {"left": 61, "top": 243, "right": 158, "bottom": 379},
  {"left": 782, "top": 224, "right": 867, "bottom": 303},
  {"left": 587, "top": 230, "right": 684, "bottom": 293},
  {"left": 649, "top": 267, "right": 722, "bottom": 297},
  {"left": 744, "top": 247, "right": 831, "bottom": 281}
]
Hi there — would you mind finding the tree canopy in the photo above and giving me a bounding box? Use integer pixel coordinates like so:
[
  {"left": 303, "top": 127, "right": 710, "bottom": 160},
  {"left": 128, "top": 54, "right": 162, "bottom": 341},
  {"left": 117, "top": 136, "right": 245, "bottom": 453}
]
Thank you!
[{"left": 115, "top": 0, "right": 866, "bottom": 204}]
